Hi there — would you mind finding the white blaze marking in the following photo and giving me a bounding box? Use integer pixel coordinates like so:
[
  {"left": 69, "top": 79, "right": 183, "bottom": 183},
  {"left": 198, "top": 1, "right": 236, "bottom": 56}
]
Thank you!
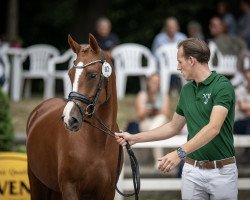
[
  {"left": 63, "top": 61, "right": 84, "bottom": 124},
  {"left": 73, "top": 61, "right": 84, "bottom": 92},
  {"left": 63, "top": 101, "right": 75, "bottom": 124}
]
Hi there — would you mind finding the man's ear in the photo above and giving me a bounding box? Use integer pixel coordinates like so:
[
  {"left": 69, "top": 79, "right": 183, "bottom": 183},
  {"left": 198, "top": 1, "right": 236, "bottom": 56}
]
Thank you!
[{"left": 189, "top": 56, "right": 196, "bottom": 66}]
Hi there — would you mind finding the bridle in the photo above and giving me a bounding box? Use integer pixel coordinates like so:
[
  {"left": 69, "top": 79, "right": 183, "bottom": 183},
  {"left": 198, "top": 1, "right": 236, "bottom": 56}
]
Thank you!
[
  {"left": 68, "top": 58, "right": 106, "bottom": 117},
  {"left": 66, "top": 53, "right": 141, "bottom": 199}
]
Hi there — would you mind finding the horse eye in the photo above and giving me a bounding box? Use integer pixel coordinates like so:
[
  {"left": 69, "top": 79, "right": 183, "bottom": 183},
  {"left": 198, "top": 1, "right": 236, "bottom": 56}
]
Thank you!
[{"left": 89, "top": 72, "right": 97, "bottom": 79}]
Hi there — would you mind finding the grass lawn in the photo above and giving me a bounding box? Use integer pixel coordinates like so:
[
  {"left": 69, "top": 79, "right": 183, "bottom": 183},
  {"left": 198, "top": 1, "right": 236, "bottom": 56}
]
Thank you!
[
  {"left": 10, "top": 95, "right": 137, "bottom": 134},
  {"left": 10, "top": 94, "right": 179, "bottom": 134}
]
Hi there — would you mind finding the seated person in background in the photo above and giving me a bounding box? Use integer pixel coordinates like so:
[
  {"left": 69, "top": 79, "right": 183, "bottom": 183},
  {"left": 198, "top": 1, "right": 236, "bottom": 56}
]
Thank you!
[
  {"left": 151, "top": 17, "right": 187, "bottom": 55},
  {"left": 135, "top": 73, "right": 170, "bottom": 167},
  {"left": 95, "top": 16, "right": 120, "bottom": 57},
  {"left": 186, "top": 20, "right": 204, "bottom": 40},
  {"left": 208, "top": 16, "right": 247, "bottom": 86},
  {"left": 234, "top": 66, "right": 250, "bottom": 163},
  {"left": 216, "top": 0, "right": 237, "bottom": 36},
  {"left": 238, "top": 0, "right": 250, "bottom": 49},
  {"left": 209, "top": 16, "right": 246, "bottom": 56},
  {"left": 152, "top": 17, "right": 186, "bottom": 94}
]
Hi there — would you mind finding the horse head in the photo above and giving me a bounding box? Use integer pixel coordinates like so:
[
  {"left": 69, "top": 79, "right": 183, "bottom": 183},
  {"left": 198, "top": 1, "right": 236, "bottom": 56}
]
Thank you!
[{"left": 62, "top": 33, "right": 115, "bottom": 132}]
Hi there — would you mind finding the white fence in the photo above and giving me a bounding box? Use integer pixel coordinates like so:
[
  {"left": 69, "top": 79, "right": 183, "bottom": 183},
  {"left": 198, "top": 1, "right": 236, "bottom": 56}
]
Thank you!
[{"left": 115, "top": 135, "right": 250, "bottom": 200}]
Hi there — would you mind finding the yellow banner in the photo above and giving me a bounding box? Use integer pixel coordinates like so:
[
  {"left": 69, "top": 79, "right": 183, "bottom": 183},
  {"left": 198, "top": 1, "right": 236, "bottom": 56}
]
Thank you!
[{"left": 0, "top": 152, "right": 30, "bottom": 200}]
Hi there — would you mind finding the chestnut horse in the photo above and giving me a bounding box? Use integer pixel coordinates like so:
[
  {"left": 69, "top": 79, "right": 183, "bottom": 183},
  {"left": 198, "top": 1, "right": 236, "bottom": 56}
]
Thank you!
[{"left": 26, "top": 34, "right": 121, "bottom": 200}]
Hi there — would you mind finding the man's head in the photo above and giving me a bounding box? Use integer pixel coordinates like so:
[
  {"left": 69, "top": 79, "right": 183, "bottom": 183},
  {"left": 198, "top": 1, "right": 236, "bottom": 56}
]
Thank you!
[
  {"left": 241, "top": 0, "right": 250, "bottom": 13},
  {"left": 178, "top": 38, "right": 210, "bottom": 63},
  {"left": 95, "top": 17, "right": 112, "bottom": 38},
  {"left": 209, "top": 16, "right": 226, "bottom": 37},
  {"left": 177, "top": 38, "right": 210, "bottom": 81},
  {"left": 164, "top": 17, "right": 180, "bottom": 38},
  {"left": 187, "top": 21, "right": 203, "bottom": 38},
  {"left": 147, "top": 73, "right": 160, "bottom": 93}
]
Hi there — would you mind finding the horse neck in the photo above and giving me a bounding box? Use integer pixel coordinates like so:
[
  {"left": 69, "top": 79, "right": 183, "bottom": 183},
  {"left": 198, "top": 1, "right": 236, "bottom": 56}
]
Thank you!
[
  {"left": 97, "top": 91, "right": 118, "bottom": 126},
  {"left": 95, "top": 74, "right": 118, "bottom": 133}
]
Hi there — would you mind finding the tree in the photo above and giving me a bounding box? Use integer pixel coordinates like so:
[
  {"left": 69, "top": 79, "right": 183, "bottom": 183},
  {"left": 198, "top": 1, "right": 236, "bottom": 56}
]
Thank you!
[{"left": 6, "top": 0, "right": 19, "bottom": 43}]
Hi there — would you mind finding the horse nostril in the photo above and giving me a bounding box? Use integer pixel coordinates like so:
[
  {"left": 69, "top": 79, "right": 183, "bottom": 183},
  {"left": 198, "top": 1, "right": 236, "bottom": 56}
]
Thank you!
[
  {"left": 61, "top": 115, "right": 65, "bottom": 121},
  {"left": 68, "top": 117, "right": 79, "bottom": 128}
]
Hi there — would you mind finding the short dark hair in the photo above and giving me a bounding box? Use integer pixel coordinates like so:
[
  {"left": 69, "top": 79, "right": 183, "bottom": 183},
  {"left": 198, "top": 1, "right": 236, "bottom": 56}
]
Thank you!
[{"left": 178, "top": 38, "right": 210, "bottom": 64}]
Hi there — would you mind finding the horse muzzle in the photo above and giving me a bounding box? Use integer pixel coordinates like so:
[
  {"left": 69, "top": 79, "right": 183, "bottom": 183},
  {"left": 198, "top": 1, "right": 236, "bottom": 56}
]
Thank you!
[
  {"left": 62, "top": 101, "right": 84, "bottom": 132},
  {"left": 62, "top": 115, "right": 82, "bottom": 132}
]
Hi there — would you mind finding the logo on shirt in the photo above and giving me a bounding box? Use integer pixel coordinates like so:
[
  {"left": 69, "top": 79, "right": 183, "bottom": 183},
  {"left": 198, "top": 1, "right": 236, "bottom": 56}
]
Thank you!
[{"left": 202, "top": 93, "right": 211, "bottom": 104}]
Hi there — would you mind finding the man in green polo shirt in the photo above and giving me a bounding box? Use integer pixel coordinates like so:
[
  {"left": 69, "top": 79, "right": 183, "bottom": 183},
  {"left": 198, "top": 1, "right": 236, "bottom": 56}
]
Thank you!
[{"left": 115, "top": 38, "right": 238, "bottom": 199}]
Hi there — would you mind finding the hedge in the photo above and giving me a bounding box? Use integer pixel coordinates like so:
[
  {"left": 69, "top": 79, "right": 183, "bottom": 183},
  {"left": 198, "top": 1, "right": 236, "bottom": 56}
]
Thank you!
[{"left": 0, "top": 88, "right": 14, "bottom": 151}]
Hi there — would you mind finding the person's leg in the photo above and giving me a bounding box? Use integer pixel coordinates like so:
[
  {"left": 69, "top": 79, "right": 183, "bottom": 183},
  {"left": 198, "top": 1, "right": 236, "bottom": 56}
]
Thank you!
[
  {"left": 149, "top": 115, "right": 167, "bottom": 168},
  {"left": 234, "top": 119, "right": 246, "bottom": 135},
  {"left": 208, "top": 163, "right": 238, "bottom": 200},
  {"left": 181, "top": 163, "right": 209, "bottom": 200},
  {"left": 244, "top": 117, "right": 250, "bottom": 135},
  {"left": 139, "top": 118, "right": 151, "bottom": 132},
  {"left": 235, "top": 118, "right": 250, "bottom": 163},
  {"left": 242, "top": 118, "right": 250, "bottom": 162}
]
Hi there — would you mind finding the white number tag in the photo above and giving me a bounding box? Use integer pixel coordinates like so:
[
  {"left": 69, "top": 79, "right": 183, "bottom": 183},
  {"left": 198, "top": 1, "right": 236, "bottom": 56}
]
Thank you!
[{"left": 102, "top": 62, "right": 112, "bottom": 77}]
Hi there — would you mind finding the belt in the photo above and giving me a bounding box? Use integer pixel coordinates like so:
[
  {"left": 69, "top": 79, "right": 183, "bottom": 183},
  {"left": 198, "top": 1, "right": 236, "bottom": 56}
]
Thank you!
[{"left": 185, "top": 157, "right": 236, "bottom": 169}]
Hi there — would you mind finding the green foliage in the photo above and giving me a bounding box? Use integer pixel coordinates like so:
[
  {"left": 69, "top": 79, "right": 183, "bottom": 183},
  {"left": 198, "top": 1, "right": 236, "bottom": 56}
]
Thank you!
[
  {"left": 0, "top": 88, "right": 14, "bottom": 151},
  {"left": 17, "top": 0, "right": 218, "bottom": 49}
]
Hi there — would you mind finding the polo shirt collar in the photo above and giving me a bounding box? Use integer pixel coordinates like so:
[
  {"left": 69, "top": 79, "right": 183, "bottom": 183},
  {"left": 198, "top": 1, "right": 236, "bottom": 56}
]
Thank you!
[
  {"left": 202, "top": 71, "right": 217, "bottom": 85},
  {"left": 192, "top": 71, "right": 217, "bottom": 86}
]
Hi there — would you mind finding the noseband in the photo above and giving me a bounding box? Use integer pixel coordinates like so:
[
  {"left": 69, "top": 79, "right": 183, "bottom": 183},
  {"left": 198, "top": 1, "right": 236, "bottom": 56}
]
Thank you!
[{"left": 68, "top": 57, "right": 106, "bottom": 117}]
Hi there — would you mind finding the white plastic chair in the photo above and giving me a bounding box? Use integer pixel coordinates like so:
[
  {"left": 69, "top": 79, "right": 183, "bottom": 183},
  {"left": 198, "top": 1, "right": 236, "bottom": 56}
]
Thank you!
[
  {"left": 208, "top": 41, "right": 237, "bottom": 76},
  {"left": 155, "top": 43, "right": 184, "bottom": 95},
  {"left": 111, "top": 43, "right": 157, "bottom": 99},
  {"left": 47, "top": 49, "right": 76, "bottom": 98},
  {"left": 243, "top": 54, "right": 250, "bottom": 70},
  {"left": 16, "top": 44, "right": 60, "bottom": 100},
  {"left": 0, "top": 44, "right": 11, "bottom": 94}
]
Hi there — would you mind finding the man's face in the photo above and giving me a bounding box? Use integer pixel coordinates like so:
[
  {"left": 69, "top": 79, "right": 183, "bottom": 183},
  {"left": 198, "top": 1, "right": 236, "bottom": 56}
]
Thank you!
[
  {"left": 148, "top": 74, "right": 160, "bottom": 93},
  {"left": 166, "top": 20, "right": 178, "bottom": 38},
  {"left": 177, "top": 46, "right": 192, "bottom": 81},
  {"left": 209, "top": 17, "right": 224, "bottom": 37},
  {"left": 97, "top": 21, "right": 111, "bottom": 37}
]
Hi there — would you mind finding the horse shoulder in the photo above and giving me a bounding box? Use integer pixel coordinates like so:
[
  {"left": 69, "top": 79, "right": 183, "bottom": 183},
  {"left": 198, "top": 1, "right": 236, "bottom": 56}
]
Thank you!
[{"left": 26, "top": 98, "right": 67, "bottom": 135}]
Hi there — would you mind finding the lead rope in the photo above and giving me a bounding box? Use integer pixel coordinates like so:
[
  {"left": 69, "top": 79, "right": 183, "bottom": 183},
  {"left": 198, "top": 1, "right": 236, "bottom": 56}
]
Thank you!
[
  {"left": 115, "top": 143, "right": 140, "bottom": 200},
  {"left": 83, "top": 114, "right": 140, "bottom": 199}
]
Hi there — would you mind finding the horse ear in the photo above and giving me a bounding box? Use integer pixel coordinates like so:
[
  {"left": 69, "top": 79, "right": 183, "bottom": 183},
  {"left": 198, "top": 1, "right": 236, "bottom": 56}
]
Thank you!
[
  {"left": 68, "top": 34, "right": 81, "bottom": 53},
  {"left": 89, "top": 33, "right": 100, "bottom": 54}
]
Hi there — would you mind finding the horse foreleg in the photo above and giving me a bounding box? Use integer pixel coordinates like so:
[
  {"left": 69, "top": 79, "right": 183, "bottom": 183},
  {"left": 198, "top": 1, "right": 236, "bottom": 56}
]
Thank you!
[
  {"left": 28, "top": 165, "right": 61, "bottom": 200},
  {"left": 60, "top": 182, "right": 80, "bottom": 200},
  {"left": 28, "top": 165, "right": 49, "bottom": 200},
  {"left": 103, "top": 188, "right": 116, "bottom": 200}
]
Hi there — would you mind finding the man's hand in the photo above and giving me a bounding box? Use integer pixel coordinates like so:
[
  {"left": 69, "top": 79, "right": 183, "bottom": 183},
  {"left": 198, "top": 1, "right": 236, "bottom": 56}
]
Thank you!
[
  {"left": 115, "top": 131, "right": 135, "bottom": 146},
  {"left": 157, "top": 150, "right": 181, "bottom": 173}
]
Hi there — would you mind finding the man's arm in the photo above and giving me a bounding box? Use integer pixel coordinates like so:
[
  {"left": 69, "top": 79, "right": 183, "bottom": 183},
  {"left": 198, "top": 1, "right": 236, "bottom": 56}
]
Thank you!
[
  {"left": 115, "top": 112, "right": 186, "bottom": 146},
  {"left": 158, "top": 105, "right": 228, "bottom": 173},
  {"left": 181, "top": 105, "right": 228, "bottom": 154}
]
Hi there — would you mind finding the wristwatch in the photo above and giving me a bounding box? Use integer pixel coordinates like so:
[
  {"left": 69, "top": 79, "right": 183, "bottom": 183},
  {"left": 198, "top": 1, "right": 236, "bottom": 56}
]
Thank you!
[{"left": 177, "top": 147, "right": 187, "bottom": 159}]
